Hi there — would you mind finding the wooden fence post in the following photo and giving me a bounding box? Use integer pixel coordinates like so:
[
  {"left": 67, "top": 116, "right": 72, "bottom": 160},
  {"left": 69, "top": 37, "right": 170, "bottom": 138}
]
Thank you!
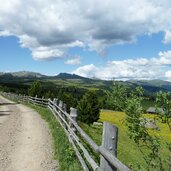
[
  {"left": 59, "top": 100, "right": 64, "bottom": 124},
  {"left": 63, "top": 103, "right": 67, "bottom": 112},
  {"left": 59, "top": 100, "right": 63, "bottom": 110},
  {"left": 42, "top": 96, "right": 44, "bottom": 104},
  {"left": 34, "top": 95, "right": 37, "bottom": 104},
  {"left": 62, "top": 103, "right": 67, "bottom": 129},
  {"left": 100, "top": 122, "right": 118, "bottom": 171},
  {"left": 54, "top": 98, "right": 57, "bottom": 103},
  {"left": 52, "top": 98, "right": 57, "bottom": 110},
  {"left": 53, "top": 98, "right": 58, "bottom": 106},
  {"left": 70, "top": 107, "right": 78, "bottom": 133}
]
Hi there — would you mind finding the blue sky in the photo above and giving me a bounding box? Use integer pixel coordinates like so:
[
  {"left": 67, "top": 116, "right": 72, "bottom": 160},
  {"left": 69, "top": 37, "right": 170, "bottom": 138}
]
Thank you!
[
  {"left": 0, "top": 0, "right": 171, "bottom": 81},
  {"left": 0, "top": 36, "right": 68, "bottom": 75}
]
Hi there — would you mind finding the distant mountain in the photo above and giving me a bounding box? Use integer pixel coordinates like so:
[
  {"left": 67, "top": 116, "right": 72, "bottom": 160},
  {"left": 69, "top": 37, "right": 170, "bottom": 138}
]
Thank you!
[
  {"left": 0, "top": 71, "right": 87, "bottom": 80},
  {"left": 0, "top": 71, "right": 46, "bottom": 79},
  {"left": 0, "top": 71, "right": 170, "bottom": 94},
  {"left": 0, "top": 71, "right": 48, "bottom": 85},
  {"left": 127, "top": 79, "right": 171, "bottom": 94},
  {"left": 54, "top": 73, "right": 88, "bottom": 80},
  {"left": 11, "top": 71, "right": 46, "bottom": 78},
  {"left": 0, "top": 73, "right": 14, "bottom": 78}
]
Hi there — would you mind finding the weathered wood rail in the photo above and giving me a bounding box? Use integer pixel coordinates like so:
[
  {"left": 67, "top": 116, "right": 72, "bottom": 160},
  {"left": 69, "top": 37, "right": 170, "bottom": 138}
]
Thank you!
[{"left": 0, "top": 92, "right": 132, "bottom": 171}]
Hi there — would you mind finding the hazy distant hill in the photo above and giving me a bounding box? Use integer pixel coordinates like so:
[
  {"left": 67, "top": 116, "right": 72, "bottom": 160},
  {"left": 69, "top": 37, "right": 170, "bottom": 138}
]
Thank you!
[
  {"left": 0, "top": 71, "right": 45, "bottom": 78},
  {"left": 54, "top": 73, "right": 88, "bottom": 80},
  {"left": 0, "top": 71, "right": 170, "bottom": 94},
  {"left": 127, "top": 79, "right": 171, "bottom": 93},
  {"left": 12, "top": 71, "right": 46, "bottom": 78}
]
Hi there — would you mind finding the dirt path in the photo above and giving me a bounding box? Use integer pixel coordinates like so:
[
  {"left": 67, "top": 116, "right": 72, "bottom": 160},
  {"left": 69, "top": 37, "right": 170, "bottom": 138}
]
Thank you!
[{"left": 0, "top": 96, "right": 58, "bottom": 171}]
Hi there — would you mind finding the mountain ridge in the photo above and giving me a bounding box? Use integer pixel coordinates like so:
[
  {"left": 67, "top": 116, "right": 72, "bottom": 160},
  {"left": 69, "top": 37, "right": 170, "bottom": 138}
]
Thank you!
[
  {"left": 0, "top": 71, "right": 170, "bottom": 83},
  {"left": 54, "top": 72, "right": 89, "bottom": 80},
  {"left": 0, "top": 71, "right": 170, "bottom": 93},
  {"left": 0, "top": 71, "right": 45, "bottom": 78}
]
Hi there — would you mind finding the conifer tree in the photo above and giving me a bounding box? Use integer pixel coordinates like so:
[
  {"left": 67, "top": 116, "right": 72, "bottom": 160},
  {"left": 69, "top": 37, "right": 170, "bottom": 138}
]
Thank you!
[{"left": 77, "top": 91, "right": 100, "bottom": 124}]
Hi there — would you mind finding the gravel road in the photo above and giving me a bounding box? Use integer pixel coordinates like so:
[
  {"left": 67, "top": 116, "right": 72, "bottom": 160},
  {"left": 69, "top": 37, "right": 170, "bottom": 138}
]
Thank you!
[{"left": 0, "top": 96, "right": 58, "bottom": 171}]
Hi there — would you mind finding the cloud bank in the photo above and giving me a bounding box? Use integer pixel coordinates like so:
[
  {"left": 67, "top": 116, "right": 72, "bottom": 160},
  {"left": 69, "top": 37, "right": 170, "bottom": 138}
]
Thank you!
[
  {"left": 73, "top": 50, "right": 171, "bottom": 81},
  {"left": 0, "top": 0, "right": 171, "bottom": 60}
]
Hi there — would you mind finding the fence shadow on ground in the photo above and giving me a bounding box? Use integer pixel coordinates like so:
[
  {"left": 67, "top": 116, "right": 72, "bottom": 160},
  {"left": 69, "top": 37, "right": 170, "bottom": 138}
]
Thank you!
[
  {"left": 0, "top": 103, "right": 18, "bottom": 106},
  {"left": 0, "top": 110, "right": 12, "bottom": 116}
]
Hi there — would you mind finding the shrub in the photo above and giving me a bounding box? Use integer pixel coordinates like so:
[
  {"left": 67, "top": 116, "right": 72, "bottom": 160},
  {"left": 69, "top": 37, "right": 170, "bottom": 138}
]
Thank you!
[
  {"left": 28, "top": 80, "right": 42, "bottom": 97},
  {"left": 77, "top": 91, "right": 100, "bottom": 124}
]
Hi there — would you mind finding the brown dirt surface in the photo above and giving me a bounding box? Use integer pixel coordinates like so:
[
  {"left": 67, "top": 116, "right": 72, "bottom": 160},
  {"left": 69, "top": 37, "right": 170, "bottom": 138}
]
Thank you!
[{"left": 0, "top": 96, "right": 58, "bottom": 171}]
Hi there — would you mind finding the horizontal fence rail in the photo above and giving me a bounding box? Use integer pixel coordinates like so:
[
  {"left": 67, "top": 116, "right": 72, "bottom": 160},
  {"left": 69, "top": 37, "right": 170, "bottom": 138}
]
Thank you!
[{"left": 0, "top": 92, "right": 132, "bottom": 171}]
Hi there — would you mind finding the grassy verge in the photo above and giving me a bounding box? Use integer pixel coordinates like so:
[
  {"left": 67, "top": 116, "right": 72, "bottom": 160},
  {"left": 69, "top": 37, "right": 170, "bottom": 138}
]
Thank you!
[{"left": 28, "top": 104, "right": 82, "bottom": 171}]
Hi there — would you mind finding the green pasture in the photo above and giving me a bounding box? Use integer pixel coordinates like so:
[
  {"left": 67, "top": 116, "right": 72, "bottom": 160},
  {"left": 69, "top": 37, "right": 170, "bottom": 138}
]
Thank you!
[{"left": 81, "top": 110, "right": 171, "bottom": 171}]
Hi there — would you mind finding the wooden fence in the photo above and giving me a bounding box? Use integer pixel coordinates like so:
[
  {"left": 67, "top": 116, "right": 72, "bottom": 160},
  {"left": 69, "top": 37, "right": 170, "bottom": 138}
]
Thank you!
[{"left": 0, "top": 92, "right": 132, "bottom": 171}]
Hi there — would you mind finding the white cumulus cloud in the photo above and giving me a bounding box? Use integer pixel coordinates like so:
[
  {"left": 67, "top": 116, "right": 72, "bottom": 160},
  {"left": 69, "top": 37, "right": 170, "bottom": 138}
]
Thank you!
[
  {"left": 0, "top": 0, "right": 171, "bottom": 60},
  {"left": 72, "top": 50, "right": 171, "bottom": 80},
  {"left": 165, "top": 70, "right": 171, "bottom": 81},
  {"left": 163, "top": 30, "right": 171, "bottom": 44},
  {"left": 65, "top": 57, "right": 81, "bottom": 65},
  {"left": 72, "top": 64, "right": 97, "bottom": 78},
  {"left": 32, "top": 48, "right": 64, "bottom": 61},
  {"left": 0, "top": 30, "right": 11, "bottom": 36}
]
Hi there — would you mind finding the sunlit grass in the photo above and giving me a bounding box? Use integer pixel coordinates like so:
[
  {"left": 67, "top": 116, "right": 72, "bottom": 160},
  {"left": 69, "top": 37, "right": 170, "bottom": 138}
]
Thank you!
[
  {"left": 82, "top": 110, "right": 171, "bottom": 170},
  {"left": 142, "top": 113, "right": 171, "bottom": 143}
]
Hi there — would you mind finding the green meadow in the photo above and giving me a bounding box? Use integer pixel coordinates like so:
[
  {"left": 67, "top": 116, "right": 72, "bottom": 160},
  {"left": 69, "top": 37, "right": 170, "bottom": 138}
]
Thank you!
[{"left": 81, "top": 110, "right": 171, "bottom": 171}]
